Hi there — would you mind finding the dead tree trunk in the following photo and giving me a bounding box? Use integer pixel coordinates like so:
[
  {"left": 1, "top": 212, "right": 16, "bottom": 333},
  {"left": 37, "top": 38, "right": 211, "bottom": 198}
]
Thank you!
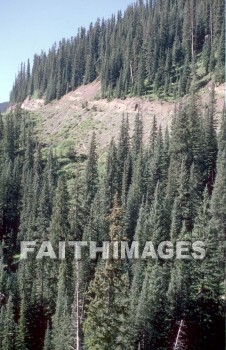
[
  {"left": 190, "top": 0, "right": 195, "bottom": 59},
  {"left": 130, "top": 61, "right": 134, "bottom": 85},
  {"left": 173, "top": 319, "right": 187, "bottom": 350},
  {"left": 71, "top": 260, "right": 86, "bottom": 350},
  {"left": 76, "top": 260, "right": 81, "bottom": 350}
]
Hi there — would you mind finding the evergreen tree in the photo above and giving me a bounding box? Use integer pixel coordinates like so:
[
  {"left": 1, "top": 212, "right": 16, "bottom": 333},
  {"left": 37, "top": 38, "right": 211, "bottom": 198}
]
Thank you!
[
  {"left": 85, "top": 132, "right": 98, "bottom": 203},
  {"left": 131, "top": 114, "right": 143, "bottom": 161},
  {"left": 49, "top": 176, "right": 70, "bottom": 246},
  {"left": 2, "top": 296, "right": 16, "bottom": 350},
  {"left": 16, "top": 294, "right": 28, "bottom": 350},
  {"left": 51, "top": 262, "right": 71, "bottom": 350},
  {"left": 84, "top": 195, "right": 130, "bottom": 350}
]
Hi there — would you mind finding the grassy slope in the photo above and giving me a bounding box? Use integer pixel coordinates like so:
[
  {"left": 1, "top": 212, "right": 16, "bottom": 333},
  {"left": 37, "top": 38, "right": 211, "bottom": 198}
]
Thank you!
[
  {"left": 19, "top": 79, "right": 224, "bottom": 179},
  {"left": 23, "top": 81, "right": 224, "bottom": 154}
]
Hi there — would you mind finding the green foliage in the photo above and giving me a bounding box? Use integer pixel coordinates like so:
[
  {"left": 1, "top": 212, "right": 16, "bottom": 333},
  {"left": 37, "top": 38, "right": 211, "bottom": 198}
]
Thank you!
[
  {"left": 2, "top": 296, "right": 16, "bottom": 350},
  {"left": 10, "top": 0, "right": 224, "bottom": 104},
  {"left": 84, "top": 196, "right": 130, "bottom": 350},
  {"left": 0, "top": 91, "right": 225, "bottom": 349}
]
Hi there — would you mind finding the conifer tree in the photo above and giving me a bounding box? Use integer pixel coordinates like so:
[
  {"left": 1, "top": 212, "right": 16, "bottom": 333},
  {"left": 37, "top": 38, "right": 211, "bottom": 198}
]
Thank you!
[
  {"left": 177, "top": 160, "right": 193, "bottom": 231},
  {"left": 135, "top": 263, "right": 170, "bottom": 349},
  {"left": 218, "top": 106, "right": 226, "bottom": 153},
  {"left": 0, "top": 307, "right": 5, "bottom": 349},
  {"left": 170, "top": 105, "right": 191, "bottom": 164},
  {"left": 117, "top": 115, "right": 130, "bottom": 191},
  {"left": 204, "top": 85, "right": 218, "bottom": 192},
  {"left": 4, "top": 116, "right": 15, "bottom": 161},
  {"left": 35, "top": 169, "right": 53, "bottom": 240},
  {"left": 51, "top": 262, "right": 71, "bottom": 350},
  {"left": 0, "top": 113, "right": 4, "bottom": 143},
  {"left": 211, "top": 147, "right": 226, "bottom": 235},
  {"left": 150, "top": 182, "right": 168, "bottom": 247},
  {"left": 105, "top": 138, "right": 120, "bottom": 205},
  {"left": 85, "top": 132, "right": 98, "bottom": 203},
  {"left": 49, "top": 176, "right": 70, "bottom": 246},
  {"left": 167, "top": 223, "right": 194, "bottom": 321},
  {"left": 124, "top": 154, "right": 143, "bottom": 240},
  {"left": 16, "top": 294, "right": 28, "bottom": 350},
  {"left": 69, "top": 168, "right": 87, "bottom": 240},
  {"left": 84, "top": 195, "right": 130, "bottom": 350},
  {"left": 131, "top": 114, "right": 143, "bottom": 161},
  {"left": 2, "top": 296, "right": 16, "bottom": 350}
]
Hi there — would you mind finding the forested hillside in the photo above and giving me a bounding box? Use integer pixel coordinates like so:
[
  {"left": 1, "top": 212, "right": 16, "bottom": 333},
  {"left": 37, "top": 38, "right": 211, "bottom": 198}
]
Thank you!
[
  {"left": 0, "top": 86, "right": 225, "bottom": 349},
  {"left": 10, "top": 0, "right": 225, "bottom": 104},
  {"left": 2, "top": 0, "right": 226, "bottom": 349}
]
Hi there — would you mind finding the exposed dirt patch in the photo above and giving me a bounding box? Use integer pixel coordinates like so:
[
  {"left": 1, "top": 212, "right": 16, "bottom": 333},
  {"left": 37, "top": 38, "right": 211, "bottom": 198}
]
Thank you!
[
  {"left": 21, "top": 98, "right": 45, "bottom": 111},
  {"left": 21, "top": 80, "right": 225, "bottom": 153}
]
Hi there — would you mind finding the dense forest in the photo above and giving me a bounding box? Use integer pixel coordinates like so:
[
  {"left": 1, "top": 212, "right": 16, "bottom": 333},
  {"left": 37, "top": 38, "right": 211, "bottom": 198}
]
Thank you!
[
  {"left": 2, "top": 0, "right": 226, "bottom": 348},
  {"left": 0, "top": 84, "right": 225, "bottom": 349},
  {"left": 10, "top": 0, "right": 225, "bottom": 104}
]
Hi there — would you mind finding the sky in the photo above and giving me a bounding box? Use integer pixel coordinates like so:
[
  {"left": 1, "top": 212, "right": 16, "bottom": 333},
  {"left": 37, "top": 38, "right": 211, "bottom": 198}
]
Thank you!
[{"left": 0, "top": 0, "right": 134, "bottom": 103}]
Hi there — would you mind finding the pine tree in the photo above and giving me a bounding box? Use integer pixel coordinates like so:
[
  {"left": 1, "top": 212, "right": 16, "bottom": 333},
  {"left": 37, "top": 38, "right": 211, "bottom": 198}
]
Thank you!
[
  {"left": 211, "top": 146, "right": 226, "bottom": 236},
  {"left": 0, "top": 113, "right": 4, "bottom": 143},
  {"left": 124, "top": 154, "right": 143, "bottom": 240},
  {"left": 16, "top": 294, "right": 28, "bottom": 350},
  {"left": 121, "top": 153, "right": 132, "bottom": 207},
  {"left": 177, "top": 160, "right": 193, "bottom": 232},
  {"left": 85, "top": 132, "right": 98, "bottom": 203},
  {"left": 105, "top": 138, "right": 120, "bottom": 206},
  {"left": 84, "top": 195, "right": 130, "bottom": 350},
  {"left": 170, "top": 105, "right": 191, "bottom": 164},
  {"left": 69, "top": 168, "right": 87, "bottom": 240},
  {"left": 2, "top": 296, "right": 16, "bottom": 350},
  {"left": 35, "top": 168, "right": 53, "bottom": 240},
  {"left": 167, "top": 223, "right": 194, "bottom": 320},
  {"left": 135, "top": 263, "right": 170, "bottom": 349},
  {"left": 49, "top": 176, "right": 70, "bottom": 246},
  {"left": 204, "top": 85, "right": 218, "bottom": 192},
  {"left": 150, "top": 182, "right": 168, "bottom": 248},
  {"left": 51, "top": 262, "right": 71, "bottom": 350},
  {"left": 131, "top": 114, "right": 143, "bottom": 161},
  {"left": 218, "top": 105, "right": 226, "bottom": 153},
  {"left": 3, "top": 115, "right": 15, "bottom": 161},
  {"left": 117, "top": 115, "right": 130, "bottom": 191},
  {"left": 0, "top": 306, "right": 5, "bottom": 349}
]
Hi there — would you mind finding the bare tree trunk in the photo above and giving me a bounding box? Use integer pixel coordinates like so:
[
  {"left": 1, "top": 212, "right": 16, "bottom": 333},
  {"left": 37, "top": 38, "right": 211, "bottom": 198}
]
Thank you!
[
  {"left": 190, "top": 0, "right": 194, "bottom": 59},
  {"left": 130, "top": 61, "right": 134, "bottom": 85},
  {"left": 173, "top": 319, "right": 187, "bottom": 350},
  {"left": 71, "top": 260, "right": 84, "bottom": 350},
  {"left": 76, "top": 260, "right": 81, "bottom": 350},
  {"left": 210, "top": 4, "right": 213, "bottom": 47}
]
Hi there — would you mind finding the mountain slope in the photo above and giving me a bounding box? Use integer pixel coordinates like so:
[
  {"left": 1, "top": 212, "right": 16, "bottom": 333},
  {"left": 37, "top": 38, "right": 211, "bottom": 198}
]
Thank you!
[
  {"left": 21, "top": 80, "right": 224, "bottom": 155},
  {"left": 11, "top": 0, "right": 225, "bottom": 104}
]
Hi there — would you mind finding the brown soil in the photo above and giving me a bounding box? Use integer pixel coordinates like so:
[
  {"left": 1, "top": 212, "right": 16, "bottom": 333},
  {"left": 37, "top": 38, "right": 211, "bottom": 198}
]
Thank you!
[{"left": 20, "top": 80, "right": 225, "bottom": 153}]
